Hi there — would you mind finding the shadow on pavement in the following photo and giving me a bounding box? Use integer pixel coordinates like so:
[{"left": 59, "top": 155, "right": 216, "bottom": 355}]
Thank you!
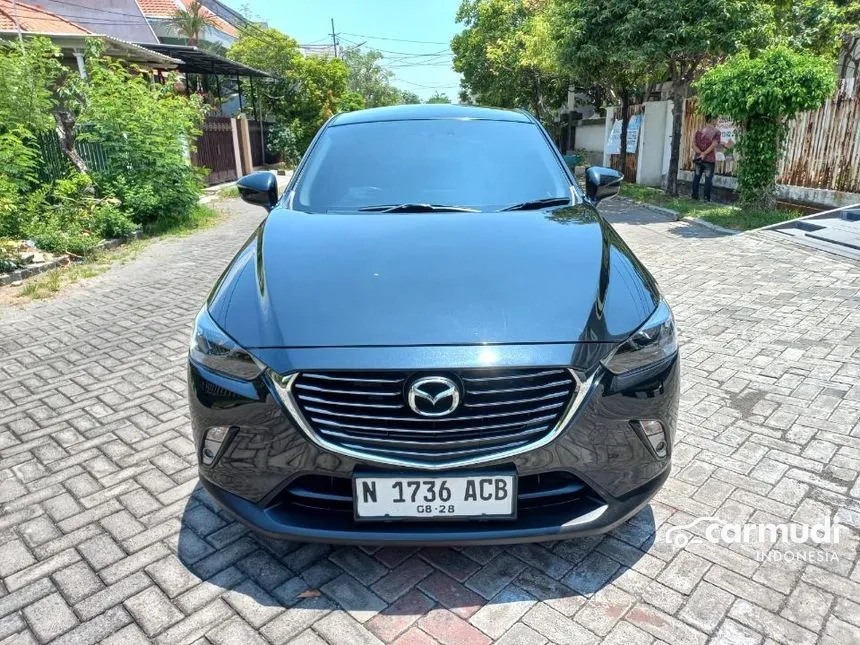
[
  {"left": 600, "top": 202, "right": 733, "bottom": 239},
  {"left": 175, "top": 482, "right": 656, "bottom": 616},
  {"left": 664, "top": 223, "right": 730, "bottom": 239}
]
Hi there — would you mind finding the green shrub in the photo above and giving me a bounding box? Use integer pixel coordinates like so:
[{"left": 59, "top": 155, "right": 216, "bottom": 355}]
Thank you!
[
  {"left": 0, "top": 128, "right": 39, "bottom": 190},
  {"left": 88, "top": 201, "right": 135, "bottom": 239},
  {"left": 0, "top": 177, "right": 19, "bottom": 237},
  {"left": 23, "top": 173, "right": 135, "bottom": 255},
  {"left": 696, "top": 46, "right": 835, "bottom": 208},
  {"left": 79, "top": 40, "right": 208, "bottom": 225},
  {"left": 266, "top": 120, "right": 302, "bottom": 167},
  {"left": 26, "top": 223, "right": 99, "bottom": 256},
  {"left": 95, "top": 170, "right": 201, "bottom": 225},
  {"left": 0, "top": 37, "right": 203, "bottom": 255},
  {"left": 0, "top": 38, "right": 60, "bottom": 134}
]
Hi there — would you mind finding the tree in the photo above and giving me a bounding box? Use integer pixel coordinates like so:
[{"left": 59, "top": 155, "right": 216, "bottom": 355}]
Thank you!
[
  {"left": 767, "top": 0, "right": 845, "bottom": 56},
  {"left": 0, "top": 37, "right": 60, "bottom": 213},
  {"left": 342, "top": 47, "right": 400, "bottom": 107},
  {"left": 0, "top": 38, "right": 58, "bottom": 133},
  {"left": 451, "top": 0, "right": 568, "bottom": 121},
  {"left": 625, "top": 0, "right": 770, "bottom": 195},
  {"left": 397, "top": 90, "right": 422, "bottom": 104},
  {"left": 229, "top": 28, "right": 304, "bottom": 83},
  {"left": 833, "top": 0, "right": 860, "bottom": 78},
  {"left": 80, "top": 39, "right": 208, "bottom": 223},
  {"left": 229, "top": 29, "right": 349, "bottom": 152},
  {"left": 696, "top": 46, "right": 834, "bottom": 208},
  {"left": 549, "top": 0, "right": 658, "bottom": 174},
  {"left": 169, "top": 1, "right": 219, "bottom": 47},
  {"left": 337, "top": 91, "right": 366, "bottom": 112},
  {"left": 0, "top": 37, "right": 203, "bottom": 252},
  {"left": 426, "top": 92, "right": 451, "bottom": 104},
  {"left": 0, "top": 37, "right": 89, "bottom": 173}
]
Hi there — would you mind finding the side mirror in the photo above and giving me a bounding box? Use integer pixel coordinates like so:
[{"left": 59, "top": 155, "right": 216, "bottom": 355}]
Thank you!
[
  {"left": 585, "top": 166, "right": 623, "bottom": 203},
  {"left": 236, "top": 171, "right": 278, "bottom": 210}
]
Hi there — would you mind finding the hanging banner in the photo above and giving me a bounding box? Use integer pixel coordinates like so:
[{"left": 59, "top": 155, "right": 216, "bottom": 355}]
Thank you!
[
  {"left": 715, "top": 117, "right": 738, "bottom": 161},
  {"left": 606, "top": 114, "right": 642, "bottom": 155}
]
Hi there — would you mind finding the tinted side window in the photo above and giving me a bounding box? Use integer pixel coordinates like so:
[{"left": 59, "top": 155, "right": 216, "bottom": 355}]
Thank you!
[{"left": 293, "top": 119, "right": 571, "bottom": 212}]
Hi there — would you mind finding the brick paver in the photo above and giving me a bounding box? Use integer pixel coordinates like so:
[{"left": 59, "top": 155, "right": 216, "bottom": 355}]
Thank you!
[{"left": 1, "top": 197, "right": 858, "bottom": 644}]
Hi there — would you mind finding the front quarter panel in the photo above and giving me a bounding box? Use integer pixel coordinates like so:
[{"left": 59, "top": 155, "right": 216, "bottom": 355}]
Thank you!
[{"left": 207, "top": 220, "right": 269, "bottom": 345}]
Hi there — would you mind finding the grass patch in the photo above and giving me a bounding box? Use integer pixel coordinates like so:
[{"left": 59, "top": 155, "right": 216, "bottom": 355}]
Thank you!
[
  {"left": 217, "top": 185, "right": 240, "bottom": 199},
  {"left": 12, "top": 205, "right": 220, "bottom": 301},
  {"left": 141, "top": 204, "right": 220, "bottom": 238},
  {"left": 16, "top": 254, "right": 114, "bottom": 299},
  {"left": 619, "top": 184, "right": 800, "bottom": 231},
  {"left": 696, "top": 207, "right": 800, "bottom": 231}
]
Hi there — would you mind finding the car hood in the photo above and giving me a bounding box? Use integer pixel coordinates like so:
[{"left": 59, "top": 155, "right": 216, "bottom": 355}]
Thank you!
[{"left": 207, "top": 206, "right": 659, "bottom": 350}]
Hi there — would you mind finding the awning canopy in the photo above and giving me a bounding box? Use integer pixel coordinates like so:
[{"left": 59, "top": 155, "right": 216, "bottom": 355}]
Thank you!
[
  {"left": 136, "top": 42, "right": 269, "bottom": 77},
  {"left": 0, "top": 32, "right": 183, "bottom": 68}
]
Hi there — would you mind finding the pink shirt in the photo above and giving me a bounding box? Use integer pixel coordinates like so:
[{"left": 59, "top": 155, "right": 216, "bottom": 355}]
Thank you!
[{"left": 695, "top": 126, "right": 721, "bottom": 163}]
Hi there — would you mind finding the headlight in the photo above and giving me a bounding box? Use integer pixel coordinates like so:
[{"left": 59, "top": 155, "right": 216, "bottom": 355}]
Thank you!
[
  {"left": 603, "top": 300, "right": 677, "bottom": 374},
  {"left": 189, "top": 307, "right": 262, "bottom": 380}
]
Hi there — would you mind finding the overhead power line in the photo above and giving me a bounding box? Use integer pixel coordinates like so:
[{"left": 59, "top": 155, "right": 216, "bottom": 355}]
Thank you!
[
  {"left": 338, "top": 38, "right": 452, "bottom": 59},
  {"left": 393, "top": 76, "right": 460, "bottom": 90},
  {"left": 341, "top": 31, "right": 451, "bottom": 46}
]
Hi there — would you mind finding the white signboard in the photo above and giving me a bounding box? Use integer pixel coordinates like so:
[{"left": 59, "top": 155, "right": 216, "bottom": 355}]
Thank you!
[
  {"left": 606, "top": 114, "right": 642, "bottom": 155},
  {"left": 715, "top": 117, "right": 738, "bottom": 161}
]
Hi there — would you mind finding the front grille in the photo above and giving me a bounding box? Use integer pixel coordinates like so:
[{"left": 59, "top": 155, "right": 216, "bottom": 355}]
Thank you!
[{"left": 287, "top": 368, "right": 577, "bottom": 463}]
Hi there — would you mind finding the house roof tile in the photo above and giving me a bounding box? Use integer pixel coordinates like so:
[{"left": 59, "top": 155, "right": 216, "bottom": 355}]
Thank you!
[
  {"left": 136, "top": 0, "right": 237, "bottom": 38},
  {"left": 0, "top": 0, "right": 91, "bottom": 35}
]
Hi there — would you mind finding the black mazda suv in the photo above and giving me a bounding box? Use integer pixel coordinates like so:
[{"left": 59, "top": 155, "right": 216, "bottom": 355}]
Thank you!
[{"left": 187, "top": 104, "right": 679, "bottom": 545}]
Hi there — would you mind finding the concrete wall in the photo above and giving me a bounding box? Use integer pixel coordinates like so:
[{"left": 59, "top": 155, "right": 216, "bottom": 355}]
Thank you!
[
  {"left": 38, "top": 0, "right": 159, "bottom": 44},
  {"left": 573, "top": 117, "right": 606, "bottom": 166},
  {"left": 606, "top": 93, "right": 858, "bottom": 209},
  {"left": 636, "top": 101, "right": 671, "bottom": 187},
  {"left": 602, "top": 107, "right": 615, "bottom": 167},
  {"left": 677, "top": 170, "right": 860, "bottom": 209}
]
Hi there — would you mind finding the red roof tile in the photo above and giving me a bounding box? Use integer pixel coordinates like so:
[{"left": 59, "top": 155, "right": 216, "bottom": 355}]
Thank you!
[
  {"left": 135, "top": 0, "right": 181, "bottom": 18},
  {"left": 136, "top": 0, "right": 237, "bottom": 37},
  {"left": 0, "top": 0, "right": 91, "bottom": 35}
]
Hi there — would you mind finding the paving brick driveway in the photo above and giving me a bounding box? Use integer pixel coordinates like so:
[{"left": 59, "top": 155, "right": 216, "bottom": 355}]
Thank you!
[{"left": 1, "top": 197, "right": 858, "bottom": 645}]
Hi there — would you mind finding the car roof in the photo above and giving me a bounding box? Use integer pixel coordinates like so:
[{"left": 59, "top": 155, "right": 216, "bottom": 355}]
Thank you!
[{"left": 330, "top": 104, "right": 534, "bottom": 126}]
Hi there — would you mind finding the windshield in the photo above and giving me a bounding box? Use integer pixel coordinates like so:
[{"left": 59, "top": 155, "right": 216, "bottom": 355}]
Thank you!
[{"left": 292, "top": 118, "right": 573, "bottom": 213}]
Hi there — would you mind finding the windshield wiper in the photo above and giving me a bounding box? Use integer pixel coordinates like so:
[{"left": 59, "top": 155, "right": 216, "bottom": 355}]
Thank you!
[
  {"left": 501, "top": 197, "right": 571, "bottom": 211},
  {"left": 357, "top": 203, "right": 479, "bottom": 213}
]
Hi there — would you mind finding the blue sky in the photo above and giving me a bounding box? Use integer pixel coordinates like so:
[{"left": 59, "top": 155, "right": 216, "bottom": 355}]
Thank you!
[{"left": 228, "top": 0, "right": 464, "bottom": 101}]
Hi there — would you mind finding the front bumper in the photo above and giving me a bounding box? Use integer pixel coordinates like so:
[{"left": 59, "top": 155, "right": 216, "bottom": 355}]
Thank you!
[
  {"left": 188, "top": 349, "right": 679, "bottom": 544},
  {"left": 200, "top": 467, "right": 669, "bottom": 546}
]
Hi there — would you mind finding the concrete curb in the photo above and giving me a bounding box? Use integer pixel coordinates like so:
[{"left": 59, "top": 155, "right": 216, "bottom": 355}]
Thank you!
[
  {"left": 620, "top": 197, "right": 738, "bottom": 236},
  {"left": 0, "top": 231, "right": 142, "bottom": 287},
  {"left": 680, "top": 216, "right": 739, "bottom": 236},
  {"left": 643, "top": 204, "right": 682, "bottom": 219},
  {"left": 0, "top": 185, "right": 232, "bottom": 287},
  {"left": 0, "top": 255, "right": 70, "bottom": 286}
]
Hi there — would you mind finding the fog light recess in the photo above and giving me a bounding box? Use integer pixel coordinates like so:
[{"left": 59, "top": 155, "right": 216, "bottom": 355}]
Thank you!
[
  {"left": 202, "top": 426, "right": 233, "bottom": 465},
  {"left": 631, "top": 420, "right": 668, "bottom": 458}
]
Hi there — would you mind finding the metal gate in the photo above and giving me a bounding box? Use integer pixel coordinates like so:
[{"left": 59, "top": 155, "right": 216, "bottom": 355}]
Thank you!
[
  {"left": 192, "top": 117, "right": 237, "bottom": 185},
  {"left": 248, "top": 120, "right": 264, "bottom": 167}
]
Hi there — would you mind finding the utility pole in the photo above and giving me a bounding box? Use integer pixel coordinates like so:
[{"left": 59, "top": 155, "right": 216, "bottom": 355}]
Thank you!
[
  {"left": 330, "top": 18, "right": 338, "bottom": 58},
  {"left": 11, "top": 0, "right": 25, "bottom": 50}
]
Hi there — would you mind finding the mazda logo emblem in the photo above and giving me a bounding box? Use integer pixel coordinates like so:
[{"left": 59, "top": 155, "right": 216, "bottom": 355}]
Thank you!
[{"left": 407, "top": 376, "right": 460, "bottom": 417}]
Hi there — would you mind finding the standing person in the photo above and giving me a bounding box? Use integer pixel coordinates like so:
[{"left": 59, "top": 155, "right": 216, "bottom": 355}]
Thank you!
[{"left": 691, "top": 115, "right": 721, "bottom": 201}]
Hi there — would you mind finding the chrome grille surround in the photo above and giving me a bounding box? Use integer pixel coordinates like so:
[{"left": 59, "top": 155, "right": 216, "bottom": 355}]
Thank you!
[{"left": 270, "top": 368, "right": 592, "bottom": 469}]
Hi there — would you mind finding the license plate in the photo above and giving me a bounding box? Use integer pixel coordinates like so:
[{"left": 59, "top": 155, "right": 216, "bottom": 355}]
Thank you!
[{"left": 353, "top": 473, "right": 517, "bottom": 520}]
